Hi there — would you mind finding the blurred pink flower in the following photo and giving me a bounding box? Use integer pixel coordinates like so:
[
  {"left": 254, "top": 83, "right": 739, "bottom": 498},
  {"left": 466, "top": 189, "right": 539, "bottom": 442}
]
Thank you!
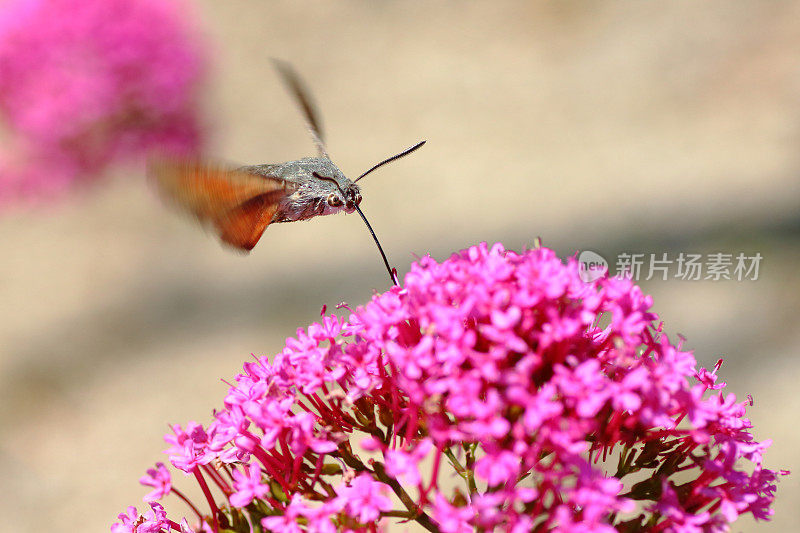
[
  {"left": 113, "top": 243, "right": 786, "bottom": 532},
  {"left": 0, "top": 0, "right": 207, "bottom": 204}
]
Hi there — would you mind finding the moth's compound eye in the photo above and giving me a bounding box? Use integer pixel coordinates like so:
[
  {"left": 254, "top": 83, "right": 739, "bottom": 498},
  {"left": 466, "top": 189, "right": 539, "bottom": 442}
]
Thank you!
[
  {"left": 327, "top": 193, "right": 343, "bottom": 207},
  {"left": 354, "top": 192, "right": 362, "bottom": 206}
]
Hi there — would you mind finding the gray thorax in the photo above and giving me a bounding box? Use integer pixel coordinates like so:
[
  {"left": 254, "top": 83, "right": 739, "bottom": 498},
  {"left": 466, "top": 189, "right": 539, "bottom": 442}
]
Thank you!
[{"left": 239, "top": 158, "right": 362, "bottom": 223}]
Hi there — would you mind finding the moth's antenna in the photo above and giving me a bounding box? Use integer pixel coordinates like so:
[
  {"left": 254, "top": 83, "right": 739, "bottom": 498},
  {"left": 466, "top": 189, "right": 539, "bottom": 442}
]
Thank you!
[
  {"left": 272, "top": 59, "right": 329, "bottom": 159},
  {"left": 354, "top": 140, "right": 426, "bottom": 183},
  {"left": 313, "top": 172, "right": 397, "bottom": 285}
]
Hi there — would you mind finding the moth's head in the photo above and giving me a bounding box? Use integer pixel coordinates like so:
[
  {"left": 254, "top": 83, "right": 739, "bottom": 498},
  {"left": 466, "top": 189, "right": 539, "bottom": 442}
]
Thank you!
[
  {"left": 309, "top": 160, "right": 361, "bottom": 213},
  {"left": 327, "top": 183, "right": 362, "bottom": 213}
]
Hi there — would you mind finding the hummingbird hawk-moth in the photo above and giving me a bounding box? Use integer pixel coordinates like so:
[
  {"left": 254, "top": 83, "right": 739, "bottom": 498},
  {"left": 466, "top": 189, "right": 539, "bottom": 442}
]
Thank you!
[{"left": 148, "top": 60, "right": 424, "bottom": 285}]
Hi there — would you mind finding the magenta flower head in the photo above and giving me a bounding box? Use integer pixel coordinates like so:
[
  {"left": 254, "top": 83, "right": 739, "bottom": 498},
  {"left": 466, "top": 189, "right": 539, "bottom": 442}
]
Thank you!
[
  {"left": 0, "top": 0, "right": 207, "bottom": 204},
  {"left": 113, "top": 243, "right": 786, "bottom": 532}
]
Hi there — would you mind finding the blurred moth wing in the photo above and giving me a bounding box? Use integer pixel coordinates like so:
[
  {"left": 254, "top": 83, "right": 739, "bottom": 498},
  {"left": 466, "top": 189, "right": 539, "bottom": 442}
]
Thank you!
[{"left": 147, "top": 158, "right": 296, "bottom": 251}]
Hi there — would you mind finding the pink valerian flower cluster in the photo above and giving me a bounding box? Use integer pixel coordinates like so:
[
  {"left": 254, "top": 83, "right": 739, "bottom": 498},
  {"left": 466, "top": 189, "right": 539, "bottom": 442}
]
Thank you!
[
  {"left": 113, "top": 242, "right": 786, "bottom": 532},
  {"left": 0, "top": 0, "right": 207, "bottom": 204}
]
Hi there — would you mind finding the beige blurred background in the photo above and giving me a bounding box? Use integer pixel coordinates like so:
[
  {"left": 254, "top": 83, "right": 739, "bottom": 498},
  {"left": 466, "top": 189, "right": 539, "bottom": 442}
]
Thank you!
[{"left": 2, "top": 1, "right": 800, "bottom": 531}]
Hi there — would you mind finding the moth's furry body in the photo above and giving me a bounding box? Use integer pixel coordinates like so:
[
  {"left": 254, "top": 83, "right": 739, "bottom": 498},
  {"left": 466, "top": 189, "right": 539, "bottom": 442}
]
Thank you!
[{"left": 240, "top": 158, "right": 361, "bottom": 223}]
